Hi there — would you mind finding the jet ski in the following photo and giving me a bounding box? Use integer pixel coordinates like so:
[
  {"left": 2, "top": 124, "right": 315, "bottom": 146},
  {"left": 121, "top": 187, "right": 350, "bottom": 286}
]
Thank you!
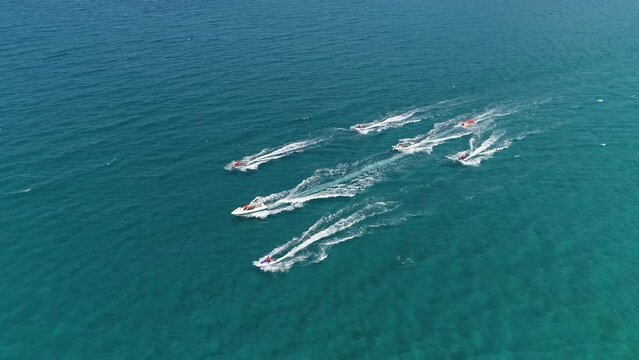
[
  {"left": 256, "top": 256, "right": 275, "bottom": 267},
  {"left": 457, "top": 152, "right": 470, "bottom": 161},
  {"left": 231, "top": 202, "right": 268, "bottom": 216},
  {"left": 392, "top": 141, "right": 416, "bottom": 152},
  {"left": 460, "top": 118, "right": 476, "bottom": 128},
  {"left": 448, "top": 150, "right": 474, "bottom": 164},
  {"left": 351, "top": 124, "right": 370, "bottom": 134}
]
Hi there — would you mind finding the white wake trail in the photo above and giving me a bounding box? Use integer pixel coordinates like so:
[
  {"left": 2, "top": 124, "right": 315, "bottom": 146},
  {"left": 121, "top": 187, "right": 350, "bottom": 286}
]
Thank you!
[
  {"left": 448, "top": 132, "right": 513, "bottom": 166},
  {"left": 350, "top": 99, "right": 464, "bottom": 135},
  {"left": 225, "top": 139, "right": 323, "bottom": 171},
  {"left": 395, "top": 104, "right": 521, "bottom": 154},
  {"left": 254, "top": 202, "right": 396, "bottom": 272},
  {"left": 351, "top": 109, "right": 423, "bottom": 134},
  {"left": 400, "top": 131, "right": 472, "bottom": 154},
  {"left": 238, "top": 154, "right": 405, "bottom": 218}
]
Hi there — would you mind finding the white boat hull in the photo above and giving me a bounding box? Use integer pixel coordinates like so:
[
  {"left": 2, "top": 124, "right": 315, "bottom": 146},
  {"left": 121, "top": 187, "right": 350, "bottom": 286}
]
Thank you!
[
  {"left": 392, "top": 142, "right": 416, "bottom": 152},
  {"left": 231, "top": 205, "right": 268, "bottom": 216}
]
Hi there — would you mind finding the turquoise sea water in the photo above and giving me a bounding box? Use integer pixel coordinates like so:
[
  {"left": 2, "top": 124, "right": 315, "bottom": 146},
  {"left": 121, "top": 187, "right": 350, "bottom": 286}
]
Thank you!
[{"left": 2, "top": 0, "right": 639, "bottom": 358}]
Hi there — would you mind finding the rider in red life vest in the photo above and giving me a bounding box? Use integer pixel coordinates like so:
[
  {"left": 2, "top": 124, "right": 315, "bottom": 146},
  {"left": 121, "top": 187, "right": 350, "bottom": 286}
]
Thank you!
[{"left": 461, "top": 118, "right": 476, "bottom": 127}]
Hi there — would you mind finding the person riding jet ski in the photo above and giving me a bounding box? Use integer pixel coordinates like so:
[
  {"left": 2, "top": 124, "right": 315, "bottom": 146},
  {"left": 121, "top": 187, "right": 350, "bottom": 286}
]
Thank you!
[{"left": 460, "top": 118, "right": 476, "bottom": 128}]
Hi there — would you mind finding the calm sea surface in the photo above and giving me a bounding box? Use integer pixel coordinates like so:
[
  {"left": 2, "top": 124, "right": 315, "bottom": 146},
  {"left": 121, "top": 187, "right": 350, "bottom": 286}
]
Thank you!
[{"left": 2, "top": 0, "right": 639, "bottom": 358}]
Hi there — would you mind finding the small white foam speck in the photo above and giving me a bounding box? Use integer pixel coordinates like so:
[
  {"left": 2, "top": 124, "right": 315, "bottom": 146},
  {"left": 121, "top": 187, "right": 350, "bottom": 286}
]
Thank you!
[
  {"left": 396, "top": 256, "right": 414, "bottom": 266},
  {"left": 600, "top": 143, "right": 606, "bottom": 147},
  {"left": 597, "top": 99, "right": 604, "bottom": 102},
  {"left": 514, "top": 154, "right": 520, "bottom": 158}
]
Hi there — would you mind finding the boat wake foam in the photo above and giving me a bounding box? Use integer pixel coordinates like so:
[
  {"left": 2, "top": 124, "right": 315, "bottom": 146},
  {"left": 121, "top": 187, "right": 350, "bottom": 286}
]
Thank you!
[
  {"left": 239, "top": 154, "right": 405, "bottom": 218},
  {"left": 351, "top": 109, "right": 423, "bottom": 135},
  {"left": 395, "top": 105, "right": 520, "bottom": 154},
  {"left": 225, "top": 138, "right": 324, "bottom": 171},
  {"left": 350, "top": 99, "right": 464, "bottom": 135},
  {"left": 448, "top": 132, "right": 513, "bottom": 166},
  {"left": 254, "top": 201, "right": 398, "bottom": 272}
]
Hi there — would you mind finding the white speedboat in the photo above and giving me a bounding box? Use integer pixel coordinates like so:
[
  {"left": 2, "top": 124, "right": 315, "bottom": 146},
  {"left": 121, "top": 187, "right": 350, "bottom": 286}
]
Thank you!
[
  {"left": 392, "top": 141, "right": 416, "bottom": 152},
  {"left": 231, "top": 202, "right": 268, "bottom": 216},
  {"left": 351, "top": 124, "right": 371, "bottom": 134}
]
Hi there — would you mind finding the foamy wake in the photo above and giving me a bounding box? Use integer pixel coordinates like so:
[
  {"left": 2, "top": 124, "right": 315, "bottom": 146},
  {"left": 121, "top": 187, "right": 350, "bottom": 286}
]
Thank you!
[
  {"left": 254, "top": 201, "right": 398, "bottom": 272},
  {"left": 396, "top": 105, "right": 520, "bottom": 154},
  {"left": 238, "top": 154, "right": 405, "bottom": 219},
  {"left": 225, "top": 139, "right": 323, "bottom": 171},
  {"left": 350, "top": 99, "right": 464, "bottom": 135},
  {"left": 448, "top": 132, "right": 513, "bottom": 166},
  {"left": 351, "top": 109, "right": 423, "bottom": 134},
  {"left": 3, "top": 187, "right": 32, "bottom": 195}
]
